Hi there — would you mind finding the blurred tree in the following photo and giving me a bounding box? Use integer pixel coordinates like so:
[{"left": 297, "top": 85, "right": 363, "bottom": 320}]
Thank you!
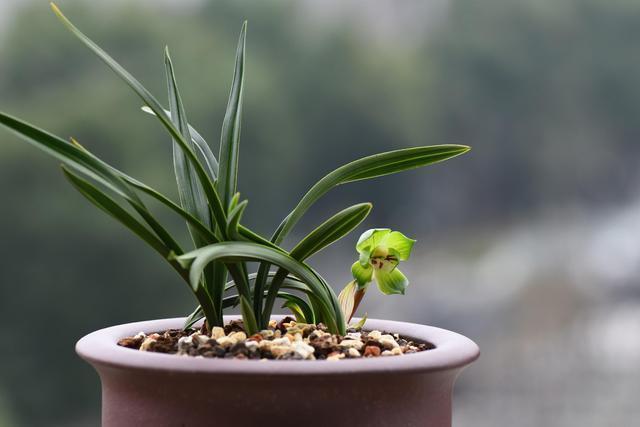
[{"left": 428, "top": 0, "right": 640, "bottom": 224}]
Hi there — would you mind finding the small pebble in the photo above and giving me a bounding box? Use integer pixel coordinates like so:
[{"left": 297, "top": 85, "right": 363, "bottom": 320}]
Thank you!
[
  {"left": 259, "top": 329, "right": 274, "bottom": 339},
  {"left": 347, "top": 348, "right": 361, "bottom": 358},
  {"left": 118, "top": 321, "right": 430, "bottom": 360},
  {"left": 270, "top": 345, "right": 292, "bottom": 358},
  {"left": 378, "top": 334, "right": 400, "bottom": 350},
  {"left": 210, "top": 327, "right": 226, "bottom": 340},
  {"left": 244, "top": 340, "right": 260, "bottom": 351},
  {"left": 363, "top": 345, "right": 381, "bottom": 357},
  {"left": 216, "top": 336, "right": 237, "bottom": 348},
  {"left": 139, "top": 336, "right": 157, "bottom": 351},
  {"left": 339, "top": 339, "right": 364, "bottom": 350},
  {"left": 192, "top": 334, "right": 210, "bottom": 346},
  {"left": 228, "top": 331, "right": 247, "bottom": 342},
  {"left": 368, "top": 330, "right": 382, "bottom": 340}
]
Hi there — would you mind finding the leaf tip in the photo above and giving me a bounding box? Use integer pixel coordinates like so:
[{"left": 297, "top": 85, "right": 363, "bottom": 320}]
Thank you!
[
  {"left": 457, "top": 144, "right": 471, "bottom": 154},
  {"left": 69, "top": 137, "right": 86, "bottom": 151},
  {"left": 50, "top": 2, "right": 62, "bottom": 16}
]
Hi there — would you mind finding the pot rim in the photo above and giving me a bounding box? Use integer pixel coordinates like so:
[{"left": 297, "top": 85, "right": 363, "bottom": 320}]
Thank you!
[{"left": 76, "top": 316, "right": 479, "bottom": 376}]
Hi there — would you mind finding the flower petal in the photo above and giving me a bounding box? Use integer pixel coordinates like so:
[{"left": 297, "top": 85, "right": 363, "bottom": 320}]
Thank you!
[
  {"left": 351, "top": 260, "right": 373, "bottom": 287},
  {"left": 355, "top": 228, "right": 390, "bottom": 256},
  {"left": 374, "top": 267, "right": 409, "bottom": 295},
  {"left": 381, "top": 231, "right": 415, "bottom": 261}
]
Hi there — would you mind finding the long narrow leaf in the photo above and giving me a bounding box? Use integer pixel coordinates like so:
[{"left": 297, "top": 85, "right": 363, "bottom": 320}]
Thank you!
[
  {"left": 252, "top": 145, "right": 470, "bottom": 321},
  {"left": 50, "top": 3, "right": 228, "bottom": 236},
  {"left": 0, "top": 112, "right": 183, "bottom": 254},
  {"left": 259, "top": 202, "right": 372, "bottom": 325},
  {"left": 226, "top": 200, "right": 248, "bottom": 240},
  {"left": 239, "top": 295, "right": 258, "bottom": 335},
  {"left": 273, "top": 145, "right": 470, "bottom": 245},
  {"left": 141, "top": 106, "right": 218, "bottom": 180},
  {"left": 177, "top": 242, "right": 345, "bottom": 334},
  {"left": 70, "top": 137, "right": 218, "bottom": 245},
  {"left": 188, "top": 272, "right": 329, "bottom": 327},
  {"left": 238, "top": 225, "right": 285, "bottom": 251},
  {"left": 0, "top": 112, "right": 138, "bottom": 203},
  {"left": 290, "top": 202, "right": 372, "bottom": 260},
  {"left": 62, "top": 167, "right": 168, "bottom": 257},
  {"left": 217, "top": 22, "right": 246, "bottom": 209},
  {"left": 122, "top": 175, "right": 217, "bottom": 243},
  {"left": 165, "top": 47, "right": 212, "bottom": 247},
  {"left": 184, "top": 305, "right": 204, "bottom": 330},
  {"left": 280, "top": 292, "right": 315, "bottom": 324}
]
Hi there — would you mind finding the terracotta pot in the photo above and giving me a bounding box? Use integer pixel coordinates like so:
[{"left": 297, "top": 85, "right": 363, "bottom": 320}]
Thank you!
[{"left": 76, "top": 316, "right": 479, "bottom": 427}]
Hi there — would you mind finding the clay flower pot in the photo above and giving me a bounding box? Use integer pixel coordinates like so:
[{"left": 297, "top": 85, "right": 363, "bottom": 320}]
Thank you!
[{"left": 76, "top": 316, "right": 479, "bottom": 427}]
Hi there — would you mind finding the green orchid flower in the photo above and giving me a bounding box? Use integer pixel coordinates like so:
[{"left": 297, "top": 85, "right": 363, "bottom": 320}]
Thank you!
[
  {"left": 339, "top": 229, "right": 415, "bottom": 324},
  {"left": 352, "top": 228, "right": 415, "bottom": 294}
]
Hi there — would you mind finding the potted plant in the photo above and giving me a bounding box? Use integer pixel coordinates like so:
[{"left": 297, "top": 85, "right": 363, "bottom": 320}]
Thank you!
[{"left": 0, "top": 4, "right": 479, "bottom": 426}]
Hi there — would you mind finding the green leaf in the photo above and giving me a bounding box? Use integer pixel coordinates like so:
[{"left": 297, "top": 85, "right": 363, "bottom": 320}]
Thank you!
[
  {"left": 239, "top": 295, "right": 258, "bottom": 335},
  {"left": 218, "top": 22, "right": 246, "bottom": 210},
  {"left": 220, "top": 271, "right": 331, "bottom": 326},
  {"left": 253, "top": 145, "right": 468, "bottom": 324},
  {"left": 177, "top": 242, "right": 345, "bottom": 334},
  {"left": 255, "top": 202, "right": 371, "bottom": 327},
  {"left": 184, "top": 305, "right": 204, "bottom": 330},
  {"left": 64, "top": 166, "right": 216, "bottom": 318},
  {"left": 50, "top": 3, "right": 228, "bottom": 237},
  {"left": 280, "top": 293, "right": 314, "bottom": 324},
  {"left": 0, "top": 112, "right": 184, "bottom": 255},
  {"left": 120, "top": 175, "right": 217, "bottom": 243},
  {"left": 272, "top": 145, "right": 470, "bottom": 245},
  {"left": 226, "top": 200, "right": 247, "bottom": 240},
  {"left": 289, "top": 203, "right": 372, "bottom": 261},
  {"left": 141, "top": 106, "right": 218, "bottom": 180},
  {"left": 64, "top": 136, "right": 218, "bottom": 246},
  {"left": 61, "top": 167, "right": 169, "bottom": 258},
  {"left": 228, "top": 192, "right": 240, "bottom": 212},
  {"left": 350, "top": 313, "right": 368, "bottom": 330},
  {"left": 374, "top": 267, "right": 409, "bottom": 295},
  {"left": 165, "top": 47, "right": 212, "bottom": 248},
  {"left": 164, "top": 57, "right": 212, "bottom": 251},
  {"left": 0, "top": 112, "right": 138, "bottom": 204},
  {"left": 351, "top": 261, "right": 373, "bottom": 287},
  {"left": 238, "top": 225, "right": 286, "bottom": 252}
]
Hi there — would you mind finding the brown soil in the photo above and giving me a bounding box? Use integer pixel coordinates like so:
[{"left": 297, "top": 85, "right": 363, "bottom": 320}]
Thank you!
[{"left": 117, "top": 317, "right": 434, "bottom": 361}]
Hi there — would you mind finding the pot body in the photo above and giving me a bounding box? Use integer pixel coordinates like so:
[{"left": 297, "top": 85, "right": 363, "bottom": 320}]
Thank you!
[{"left": 77, "top": 317, "right": 479, "bottom": 427}]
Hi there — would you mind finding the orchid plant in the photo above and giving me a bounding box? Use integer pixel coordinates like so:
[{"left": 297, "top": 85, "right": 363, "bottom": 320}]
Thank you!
[{"left": 0, "top": 4, "right": 469, "bottom": 336}]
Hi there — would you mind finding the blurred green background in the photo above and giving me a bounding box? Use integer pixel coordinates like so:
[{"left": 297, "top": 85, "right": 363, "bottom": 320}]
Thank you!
[{"left": 1, "top": 0, "right": 639, "bottom": 425}]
